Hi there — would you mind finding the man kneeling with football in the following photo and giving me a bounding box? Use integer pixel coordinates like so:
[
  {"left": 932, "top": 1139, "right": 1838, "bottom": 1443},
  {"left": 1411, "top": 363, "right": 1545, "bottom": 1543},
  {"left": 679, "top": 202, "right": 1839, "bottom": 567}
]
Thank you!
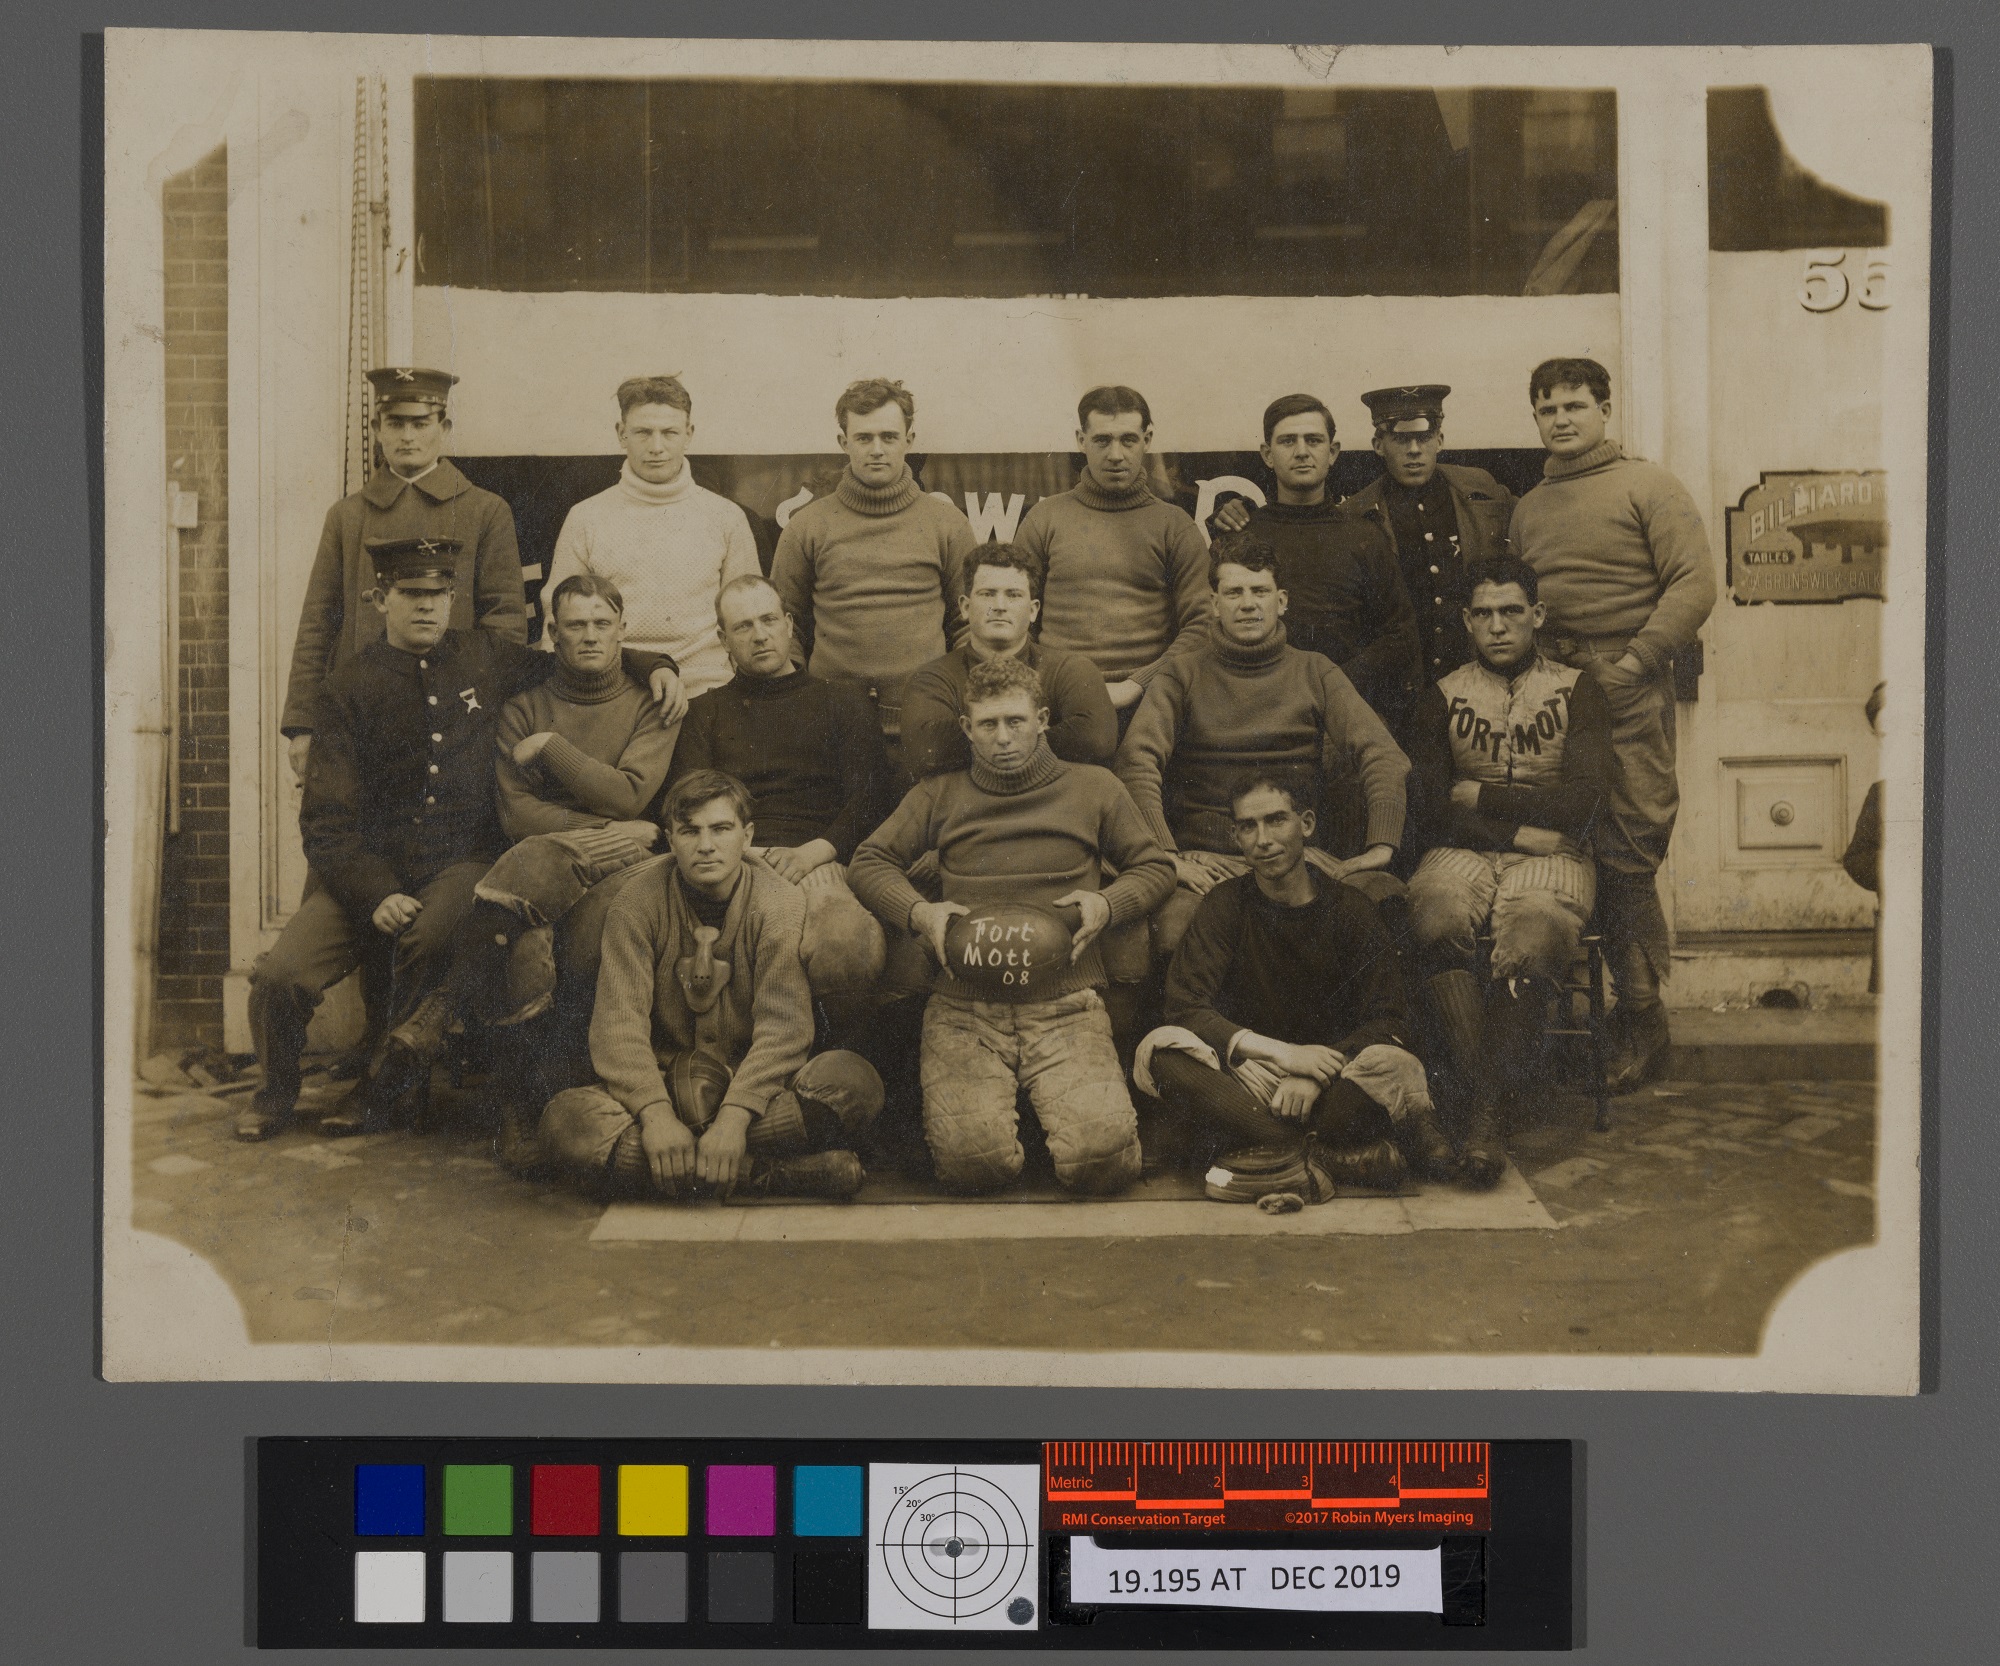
[
  {"left": 1142, "top": 770, "right": 1456, "bottom": 1202},
  {"left": 537, "top": 769, "right": 883, "bottom": 1200},
  {"left": 850, "top": 657, "right": 1176, "bottom": 1194}
]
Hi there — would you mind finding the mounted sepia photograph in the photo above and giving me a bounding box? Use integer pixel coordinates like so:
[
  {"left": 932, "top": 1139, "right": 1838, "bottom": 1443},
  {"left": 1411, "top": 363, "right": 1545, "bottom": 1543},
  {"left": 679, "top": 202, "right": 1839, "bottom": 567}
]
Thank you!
[{"left": 101, "top": 31, "right": 1929, "bottom": 1389}]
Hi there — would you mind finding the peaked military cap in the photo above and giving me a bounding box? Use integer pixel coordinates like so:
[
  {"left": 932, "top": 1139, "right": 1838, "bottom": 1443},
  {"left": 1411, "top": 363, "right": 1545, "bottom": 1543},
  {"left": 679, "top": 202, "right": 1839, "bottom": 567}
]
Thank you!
[
  {"left": 366, "top": 366, "right": 459, "bottom": 411},
  {"left": 367, "top": 536, "right": 462, "bottom": 588},
  {"left": 1361, "top": 384, "right": 1451, "bottom": 434}
]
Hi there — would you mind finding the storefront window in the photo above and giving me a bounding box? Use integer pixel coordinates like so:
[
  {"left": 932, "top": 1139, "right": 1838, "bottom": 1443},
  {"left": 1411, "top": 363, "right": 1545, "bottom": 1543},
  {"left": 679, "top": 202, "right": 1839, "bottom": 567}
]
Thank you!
[{"left": 415, "top": 79, "right": 1619, "bottom": 297}]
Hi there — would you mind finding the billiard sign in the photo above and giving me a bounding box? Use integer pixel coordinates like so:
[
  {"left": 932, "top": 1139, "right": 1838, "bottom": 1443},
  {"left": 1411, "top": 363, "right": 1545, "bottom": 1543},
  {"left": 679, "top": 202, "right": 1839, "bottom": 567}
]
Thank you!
[{"left": 1727, "top": 470, "right": 1887, "bottom": 604}]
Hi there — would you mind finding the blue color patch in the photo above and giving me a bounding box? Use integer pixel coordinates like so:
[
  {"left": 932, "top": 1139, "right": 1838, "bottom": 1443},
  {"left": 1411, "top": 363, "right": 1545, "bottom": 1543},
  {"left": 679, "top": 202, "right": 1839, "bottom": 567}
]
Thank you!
[
  {"left": 354, "top": 1464, "right": 427, "bottom": 1537},
  {"left": 791, "top": 1466, "right": 863, "bottom": 1537}
]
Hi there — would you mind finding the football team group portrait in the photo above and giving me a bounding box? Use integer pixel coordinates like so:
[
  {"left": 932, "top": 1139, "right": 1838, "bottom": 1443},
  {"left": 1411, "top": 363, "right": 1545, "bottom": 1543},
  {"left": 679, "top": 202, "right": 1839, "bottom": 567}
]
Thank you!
[{"left": 241, "top": 353, "right": 1715, "bottom": 1215}]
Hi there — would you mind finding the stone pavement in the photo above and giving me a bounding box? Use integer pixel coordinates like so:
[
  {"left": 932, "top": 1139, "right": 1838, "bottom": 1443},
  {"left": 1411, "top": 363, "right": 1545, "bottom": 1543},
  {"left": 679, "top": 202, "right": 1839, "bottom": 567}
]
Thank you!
[{"left": 127, "top": 1067, "right": 1876, "bottom": 1358}]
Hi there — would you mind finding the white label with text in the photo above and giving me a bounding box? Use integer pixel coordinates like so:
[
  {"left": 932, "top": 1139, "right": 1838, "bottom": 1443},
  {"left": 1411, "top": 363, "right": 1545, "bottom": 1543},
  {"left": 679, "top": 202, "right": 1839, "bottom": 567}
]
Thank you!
[{"left": 1068, "top": 1539, "right": 1442, "bottom": 1612}]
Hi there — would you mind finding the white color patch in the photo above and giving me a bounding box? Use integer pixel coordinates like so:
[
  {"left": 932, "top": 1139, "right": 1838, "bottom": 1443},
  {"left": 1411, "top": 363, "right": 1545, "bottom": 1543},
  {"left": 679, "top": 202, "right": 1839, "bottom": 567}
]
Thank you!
[{"left": 353, "top": 1551, "right": 426, "bottom": 1624}]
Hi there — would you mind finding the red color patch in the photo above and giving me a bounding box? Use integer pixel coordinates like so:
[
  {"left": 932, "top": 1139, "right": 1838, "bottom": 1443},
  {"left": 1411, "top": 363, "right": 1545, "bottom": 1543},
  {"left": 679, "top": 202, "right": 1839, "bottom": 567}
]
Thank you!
[{"left": 530, "top": 1464, "right": 600, "bottom": 1536}]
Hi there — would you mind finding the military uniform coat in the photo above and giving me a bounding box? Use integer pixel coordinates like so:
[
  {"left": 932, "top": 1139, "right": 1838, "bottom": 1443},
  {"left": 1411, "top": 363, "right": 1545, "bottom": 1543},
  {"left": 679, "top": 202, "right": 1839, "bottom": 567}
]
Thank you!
[
  {"left": 1345, "top": 463, "right": 1515, "bottom": 688},
  {"left": 301, "top": 631, "right": 671, "bottom": 920},
  {"left": 281, "top": 459, "right": 527, "bottom": 735}
]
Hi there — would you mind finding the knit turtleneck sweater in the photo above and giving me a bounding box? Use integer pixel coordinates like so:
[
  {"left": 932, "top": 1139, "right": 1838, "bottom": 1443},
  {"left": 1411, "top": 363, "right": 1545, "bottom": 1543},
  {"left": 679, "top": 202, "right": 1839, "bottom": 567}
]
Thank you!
[
  {"left": 968, "top": 739, "right": 1067, "bottom": 797},
  {"left": 1115, "top": 619, "right": 1410, "bottom": 857},
  {"left": 1238, "top": 494, "right": 1420, "bottom": 718},
  {"left": 1017, "top": 474, "right": 1213, "bottom": 686},
  {"left": 669, "top": 666, "right": 890, "bottom": 859},
  {"left": 1542, "top": 437, "right": 1624, "bottom": 481},
  {"left": 549, "top": 657, "right": 630, "bottom": 704},
  {"left": 835, "top": 465, "right": 923, "bottom": 516},
  {"left": 1073, "top": 474, "right": 1155, "bottom": 512},
  {"left": 546, "top": 460, "right": 761, "bottom": 698},
  {"left": 1513, "top": 437, "right": 1718, "bottom": 675},
  {"left": 849, "top": 741, "right": 1177, "bottom": 998},
  {"left": 493, "top": 654, "right": 679, "bottom": 840},
  {"left": 770, "top": 465, "right": 979, "bottom": 689}
]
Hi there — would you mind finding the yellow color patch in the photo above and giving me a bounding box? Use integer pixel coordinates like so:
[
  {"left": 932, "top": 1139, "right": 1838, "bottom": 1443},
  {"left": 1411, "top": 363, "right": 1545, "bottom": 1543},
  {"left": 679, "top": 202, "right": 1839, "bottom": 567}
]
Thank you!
[{"left": 617, "top": 1465, "right": 689, "bottom": 1536}]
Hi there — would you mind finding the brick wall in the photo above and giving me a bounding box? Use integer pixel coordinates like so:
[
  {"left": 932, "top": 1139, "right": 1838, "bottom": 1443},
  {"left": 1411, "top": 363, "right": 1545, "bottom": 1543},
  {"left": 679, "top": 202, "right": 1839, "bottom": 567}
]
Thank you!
[{"left": 154, "top": 144, "right": 231, "bottom": 1049}]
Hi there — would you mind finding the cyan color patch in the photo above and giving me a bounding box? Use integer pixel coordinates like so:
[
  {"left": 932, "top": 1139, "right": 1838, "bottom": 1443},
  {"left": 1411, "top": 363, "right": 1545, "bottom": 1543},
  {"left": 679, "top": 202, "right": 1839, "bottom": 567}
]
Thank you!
[{"left": 792, "top": 1465, "right": 863, "bottom": 1537}]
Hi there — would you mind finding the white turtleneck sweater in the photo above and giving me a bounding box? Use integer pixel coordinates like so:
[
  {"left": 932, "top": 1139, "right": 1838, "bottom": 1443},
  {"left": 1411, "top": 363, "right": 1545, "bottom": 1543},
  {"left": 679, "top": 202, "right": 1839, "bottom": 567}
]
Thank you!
[{"left": 545, "top": 461, "right": 761, "bottom": 697}]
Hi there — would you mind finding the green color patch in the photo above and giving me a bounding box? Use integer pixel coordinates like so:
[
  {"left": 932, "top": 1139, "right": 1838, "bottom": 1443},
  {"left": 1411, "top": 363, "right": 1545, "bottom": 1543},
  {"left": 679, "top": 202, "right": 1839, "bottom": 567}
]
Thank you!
[{"left": 443, "top": 1465, "right": 514, "bottom": 1536}]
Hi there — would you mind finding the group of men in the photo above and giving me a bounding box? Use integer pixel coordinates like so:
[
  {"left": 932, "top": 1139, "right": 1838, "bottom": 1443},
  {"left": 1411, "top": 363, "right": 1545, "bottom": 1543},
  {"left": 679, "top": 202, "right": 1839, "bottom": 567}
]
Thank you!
[{"left": 239, "top": 355, "right": 1715, "bottom": 1210}]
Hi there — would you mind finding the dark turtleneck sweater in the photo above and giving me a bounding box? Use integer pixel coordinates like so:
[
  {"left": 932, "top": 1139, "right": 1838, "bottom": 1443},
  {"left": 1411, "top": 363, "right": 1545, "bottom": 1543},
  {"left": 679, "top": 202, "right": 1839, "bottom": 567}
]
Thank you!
[
  {"left": 850, "top": 741, "right": 1176, "bottom": 996},
  {"left": 1239, "top": 495, "right": 1421, "bottom": 724},
  {"left": 494, "top": 655, "right": 678, "bottom": 840},
  {"left": 1016, "top": 474, "right": 1213, "bottom": 686},
  {"left": 669, "top": 666, "right": 891, "bottom": 859},
  {"left": 768, "top": 464, "right": 979, "bottom": 687},
  {"left": 1115, "top": 622, "right": 1410, "bottom": 858}
]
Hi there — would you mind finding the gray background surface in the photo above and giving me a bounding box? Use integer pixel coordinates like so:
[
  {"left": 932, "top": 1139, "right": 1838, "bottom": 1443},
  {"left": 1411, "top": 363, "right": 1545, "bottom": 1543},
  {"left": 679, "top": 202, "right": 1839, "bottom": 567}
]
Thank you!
[{"left": 6, "top": 1, "right": 1992, "bottom": 1659}]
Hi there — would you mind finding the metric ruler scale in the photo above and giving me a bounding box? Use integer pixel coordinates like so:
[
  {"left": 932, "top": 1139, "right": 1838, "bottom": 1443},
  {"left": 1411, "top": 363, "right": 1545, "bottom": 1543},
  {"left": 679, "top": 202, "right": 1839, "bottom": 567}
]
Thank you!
[{"left": 1042, "top": 1442, "right": 1492, "bottom": 1532}]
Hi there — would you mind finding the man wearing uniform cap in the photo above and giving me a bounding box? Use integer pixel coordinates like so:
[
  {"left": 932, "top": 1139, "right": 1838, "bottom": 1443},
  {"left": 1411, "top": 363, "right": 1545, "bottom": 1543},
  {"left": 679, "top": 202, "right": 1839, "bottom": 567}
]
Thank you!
[
  {"left": 1344, "top": 385, "right": 1517, "bottom": 691},
  {"left": 280, "top": 367, "right": 528, "bottom": 783},
  {"left": 240, "top": 538, "right": 676, "bottom": 1142}
]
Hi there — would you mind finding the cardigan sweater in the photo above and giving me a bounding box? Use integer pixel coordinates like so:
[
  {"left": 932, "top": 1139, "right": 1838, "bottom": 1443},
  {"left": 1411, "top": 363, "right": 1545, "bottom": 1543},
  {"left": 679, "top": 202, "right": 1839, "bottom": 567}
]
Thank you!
[
  {"left": 1511, "top": 440, "right": 1718, "bottom": 677},
  {"left": 667, "top": 668, "right": 890, "bottom": 859},
  {"left": 1016, "top": 477, "right": 1214, "bottom": 686},
  {"left": 768, "top": 466, "right": 978, "bottom": 687},
  {"left": 588, "top": 861, "right": 815, "bottom": 1124},
  {"left": 1164, "top": 871, "right": 1412, "bottom": 1062},
  {"left": 493, "top": 659, "right": 677, "bottom": 841},
  {"left": 1115, "top": 624, "right": 1410, "bottom": 857},
  {"left": 545, "top": 461, "right": 761, "bottom": 697},
  {"left": 849, "top": 742, "right": 1176, "bottom": 996}
]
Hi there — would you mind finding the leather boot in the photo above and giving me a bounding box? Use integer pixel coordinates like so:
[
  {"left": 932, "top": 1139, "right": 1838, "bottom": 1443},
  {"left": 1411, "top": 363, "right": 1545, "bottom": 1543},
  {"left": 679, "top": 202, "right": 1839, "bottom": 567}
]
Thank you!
[
  {"left": 384, "top": 988, "right": 457, "bottom": 1068},
  {"left": 1304, "top": 1134, "right": 1409, "bottom": 1198},
  {"left": 741, "top": 1149, "right": 866, "bottom": 1200},
  {"left": 242, "top": 979, "right": 311, "bottom": 1140},
  {"left": 494, "top": 1103, "right": 546, "bottom": 1176},
  {"left": 1604, "top": 935, "right": 1671, "bottom": 1093},
  {"left": 1398, "top": 1102, "right": 1459, "bottom": 1183},
  {"left": 1457, "top": 1098, "right": 1508, "bottom": 1190}
]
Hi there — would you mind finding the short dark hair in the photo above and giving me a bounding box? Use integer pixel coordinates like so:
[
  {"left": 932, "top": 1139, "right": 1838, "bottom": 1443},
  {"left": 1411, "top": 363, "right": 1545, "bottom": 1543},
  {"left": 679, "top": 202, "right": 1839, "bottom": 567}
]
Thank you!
[
  {"left": 1228, "top": 767, "right": 1317, "bottom": 820},
  {"left": 1865, "top": 681, "right": 1886, "bottom": 729},
  {"left": 1077, "top": 385, "right": 1152, "bottom": 431},
  {"left": 1529, "top": 357, "right": 1613, "bottom": 406},
  {"left": 714, "top": 572, "right": 784, "bottom": 629},
  {"left": 548, "top": 571, "right": 626, "bottom": 622},
  {"left": 1465, "top": 556, "right": 1542, "bottom": 605},
  {"left": 616, "top": 375, "right": 693, "bottom": 420},
  {"left": 1261, "top": 393, "right": 1336, "bottom": 445},
  {"left": 836, "top": 377, "right": 915, "bottom": 432},
  {"left": 964, "top": 655, "right": 1045, "bottom": 711},
  {"left": 1208, "top": 530, "right": 1281, "bottom": 587},
  {"left": 963, "top": 542, "right": 1044, "bottom": 602},
  {"left": 663, "top": 769, "right": 754, "bottom": 832}
]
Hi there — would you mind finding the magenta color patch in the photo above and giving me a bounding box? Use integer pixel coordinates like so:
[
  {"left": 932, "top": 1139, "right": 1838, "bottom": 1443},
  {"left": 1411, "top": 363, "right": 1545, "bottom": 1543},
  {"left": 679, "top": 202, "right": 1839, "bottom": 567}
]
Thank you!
[{"left": 704, "top": 1465, "right": 776, "bottom": 1536}]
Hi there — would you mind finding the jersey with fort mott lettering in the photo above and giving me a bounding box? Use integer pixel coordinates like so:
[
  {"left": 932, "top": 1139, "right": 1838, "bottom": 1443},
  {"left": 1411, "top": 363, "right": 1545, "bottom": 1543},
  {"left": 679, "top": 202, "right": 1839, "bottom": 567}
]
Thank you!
[{"left": 1437, "top": 652, "right": 1582, "bottom": 793}]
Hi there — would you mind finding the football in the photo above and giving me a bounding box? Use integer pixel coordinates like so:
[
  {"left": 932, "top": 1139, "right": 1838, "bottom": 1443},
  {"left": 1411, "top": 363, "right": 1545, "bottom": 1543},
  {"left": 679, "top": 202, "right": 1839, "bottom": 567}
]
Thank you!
[{"left": 941, "top": 901, "right": 1075, "bottom": 999}]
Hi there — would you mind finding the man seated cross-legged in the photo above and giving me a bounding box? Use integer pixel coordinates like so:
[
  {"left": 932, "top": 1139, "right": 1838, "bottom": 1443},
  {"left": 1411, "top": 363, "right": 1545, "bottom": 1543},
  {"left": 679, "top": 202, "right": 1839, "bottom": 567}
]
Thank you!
[
  {"left": 538, "top": 770, "right": 884, "bottom": 1201},
  {"left": 1405, "top": 557, "right": 1613, "bottom": 1185},
  {"left": 849, "top": 657, "right": 1176, "bottom": 1195},
  {"left": 1143, "top": 772, "right": 1455, "bottom": 1203}
]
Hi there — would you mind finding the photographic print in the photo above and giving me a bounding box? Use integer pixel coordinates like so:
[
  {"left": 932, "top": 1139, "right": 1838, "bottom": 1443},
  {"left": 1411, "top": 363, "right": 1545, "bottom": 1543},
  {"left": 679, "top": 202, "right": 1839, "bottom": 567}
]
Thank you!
[{"left": 101, "top": 32, "right": 1928, "bottom": 1389}]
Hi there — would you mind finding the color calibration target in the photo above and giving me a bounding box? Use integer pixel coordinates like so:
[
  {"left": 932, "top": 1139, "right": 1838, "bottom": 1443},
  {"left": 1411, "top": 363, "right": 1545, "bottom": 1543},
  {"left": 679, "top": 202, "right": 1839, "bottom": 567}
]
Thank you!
[{"left": 868, "top": 1464, "right": 1040, "bottom": 1631}]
